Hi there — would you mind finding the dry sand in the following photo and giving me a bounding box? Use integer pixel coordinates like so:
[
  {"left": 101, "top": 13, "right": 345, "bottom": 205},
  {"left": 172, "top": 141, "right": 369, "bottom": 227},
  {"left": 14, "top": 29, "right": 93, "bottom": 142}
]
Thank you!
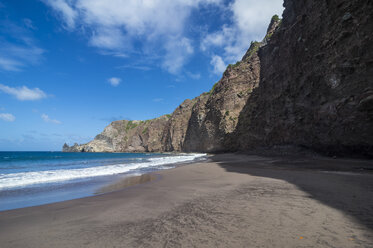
[{"left": 0, "top": 153, "right": 373, "bottom": 248}]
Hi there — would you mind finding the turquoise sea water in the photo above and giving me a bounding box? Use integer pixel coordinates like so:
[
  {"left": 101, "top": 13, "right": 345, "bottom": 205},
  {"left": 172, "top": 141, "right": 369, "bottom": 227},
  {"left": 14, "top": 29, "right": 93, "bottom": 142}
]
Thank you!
[{"left": 0, "top": 152, "right": 206, "bottom": 211}]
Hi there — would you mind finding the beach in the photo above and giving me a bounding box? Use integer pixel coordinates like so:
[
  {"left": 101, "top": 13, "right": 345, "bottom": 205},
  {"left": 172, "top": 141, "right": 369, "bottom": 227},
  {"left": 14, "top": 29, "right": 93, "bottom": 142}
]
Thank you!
[{"left": 0, "top": 153, "right": 373, "bottom": 247}]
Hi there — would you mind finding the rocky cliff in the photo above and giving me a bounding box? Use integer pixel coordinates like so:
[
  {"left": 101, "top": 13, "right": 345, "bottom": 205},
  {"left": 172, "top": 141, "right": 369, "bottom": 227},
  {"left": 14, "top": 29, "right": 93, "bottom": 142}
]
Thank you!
[
  {"left": 182, "top": 18, "right": 280, "bottom": 152},
  {"left": 63, "top": 116, "right": 170, "bottom": 152},
  {"left": 63, "top": 0, "right": 373, "bottom": 157},
  {"left": 229, "top": 0, "right": 373, "bottom": 156}
]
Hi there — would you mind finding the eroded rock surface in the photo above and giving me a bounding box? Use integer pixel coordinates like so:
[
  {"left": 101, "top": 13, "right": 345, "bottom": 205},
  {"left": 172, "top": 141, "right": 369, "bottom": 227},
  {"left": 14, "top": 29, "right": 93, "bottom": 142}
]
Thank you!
[
  {"left": 229, "top": 0, "right": 373, "bottom": 156},
  {"left": 64, "top": 116, "right": 170, "bottom": 152}
]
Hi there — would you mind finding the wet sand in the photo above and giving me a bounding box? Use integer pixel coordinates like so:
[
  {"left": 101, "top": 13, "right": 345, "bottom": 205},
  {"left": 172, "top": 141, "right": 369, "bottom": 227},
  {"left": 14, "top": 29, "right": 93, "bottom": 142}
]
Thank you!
[
  {"left": 95, "top": 173, "right": 158, "bottom": 194},
  {"left": 0, "top": 153, "right": 372, "bottom": 247}
]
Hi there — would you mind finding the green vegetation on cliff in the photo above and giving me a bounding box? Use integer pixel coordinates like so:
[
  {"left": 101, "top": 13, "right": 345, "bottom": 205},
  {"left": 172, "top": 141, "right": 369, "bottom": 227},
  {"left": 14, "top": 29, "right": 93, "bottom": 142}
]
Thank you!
[
  {"left": 245, "top": 41, "right": 261, "bottom": 60},
  {"left": 125, "top": 121, "right": 138, "bottom": 131}
]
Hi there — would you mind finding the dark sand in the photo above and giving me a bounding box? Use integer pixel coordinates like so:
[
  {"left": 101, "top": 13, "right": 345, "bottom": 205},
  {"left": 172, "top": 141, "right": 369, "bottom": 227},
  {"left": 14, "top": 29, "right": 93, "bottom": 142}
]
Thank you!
[{"left": 0, "top": 153, "right": 373, "bottom": 247}]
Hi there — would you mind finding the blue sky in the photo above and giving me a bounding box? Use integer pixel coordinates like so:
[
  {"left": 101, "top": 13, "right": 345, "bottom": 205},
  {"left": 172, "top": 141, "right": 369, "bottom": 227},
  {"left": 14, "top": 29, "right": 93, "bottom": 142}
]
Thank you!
[{"left": 0, "top": 0, "right": 283, "bottom": 151}]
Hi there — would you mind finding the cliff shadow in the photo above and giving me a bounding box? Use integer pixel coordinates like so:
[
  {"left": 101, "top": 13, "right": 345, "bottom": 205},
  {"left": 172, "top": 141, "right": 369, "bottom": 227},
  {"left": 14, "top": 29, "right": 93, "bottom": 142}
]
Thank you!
[
  {"left": 210, "top": 153, "right": 373, "bottom": 232},
  {"left": 226, "top": 0, "right": 373, "bottom": 157}
]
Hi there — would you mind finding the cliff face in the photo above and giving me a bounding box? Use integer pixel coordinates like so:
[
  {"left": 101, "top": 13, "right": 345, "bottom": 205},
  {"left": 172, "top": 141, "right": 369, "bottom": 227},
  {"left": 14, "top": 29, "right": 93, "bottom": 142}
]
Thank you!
[
  {"left": 182, "top": 19, "right": 281, "bottom": 153},
  {"left": 229, "top": 0, "right": 373, "bottom": 156},
  {"left": 64, "top": 0, "right": 373, "bottom": 157},
  {"left": 182, "top": 42, "right": 263, "bottom": 152},
  {"left": 65, "top": 116, "right": 170, "bottom": 152},
  {"left": 161, "top": 96, "right": 207, "bottom": 152}
]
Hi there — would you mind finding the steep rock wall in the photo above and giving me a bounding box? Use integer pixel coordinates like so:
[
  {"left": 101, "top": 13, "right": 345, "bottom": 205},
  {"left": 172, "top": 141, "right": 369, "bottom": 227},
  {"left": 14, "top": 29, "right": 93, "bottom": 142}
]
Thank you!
[
  {"left": 182, "top": 18, "right": 280, "bottom": 152},
  {"left": 182, "top": 43, "right": 263, "bottom": 152},
  {"left": 161, "top": 97, "right": 205, "bottom": 152},
  {"left": 230, "top": 0, "right": 373, "bottom": 156}
]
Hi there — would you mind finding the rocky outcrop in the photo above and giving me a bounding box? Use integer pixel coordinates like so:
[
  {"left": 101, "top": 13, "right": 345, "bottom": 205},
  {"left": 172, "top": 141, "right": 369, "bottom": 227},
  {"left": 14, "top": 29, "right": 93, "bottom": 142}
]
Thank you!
[
  {"left": 229, "top": 0, "right": 373, "bottom": 157},
  {"left": 64, "top": 116, "right": 171, "bottom": 152},
  {"left": 161, "top": 96, "right": 207, "bottom": 152},
  {"left": 62, "top": 143, "right": 80, "bottom": 152},
  {"left": 64, "top": 0, "right": 373, "bottom": 157}
]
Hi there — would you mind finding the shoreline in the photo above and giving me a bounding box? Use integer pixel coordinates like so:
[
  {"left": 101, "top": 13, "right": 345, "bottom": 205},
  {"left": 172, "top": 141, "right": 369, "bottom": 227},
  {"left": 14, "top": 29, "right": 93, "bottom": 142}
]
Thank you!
[
  {"left": 0, "top": 152, "right": 208, "bottom": 211},
  {"left": 0, "top": 153, "right": 372, "bottom": 247},
  {"left": 94, "top": 157, "right": 212, "bottom": 195}
]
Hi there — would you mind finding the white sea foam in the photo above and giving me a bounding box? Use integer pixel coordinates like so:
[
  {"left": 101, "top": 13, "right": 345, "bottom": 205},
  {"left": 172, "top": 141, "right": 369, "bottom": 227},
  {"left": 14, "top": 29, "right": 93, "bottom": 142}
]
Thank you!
[{"left": 0, "top": 153, "right": 206, "bottom": 190}]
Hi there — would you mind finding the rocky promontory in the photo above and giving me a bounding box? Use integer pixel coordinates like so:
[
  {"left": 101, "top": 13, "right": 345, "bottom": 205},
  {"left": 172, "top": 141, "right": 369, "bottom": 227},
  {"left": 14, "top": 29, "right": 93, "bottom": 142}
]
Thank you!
[{"left": 63, "top": 0, "right": 373, "bottom": 157}]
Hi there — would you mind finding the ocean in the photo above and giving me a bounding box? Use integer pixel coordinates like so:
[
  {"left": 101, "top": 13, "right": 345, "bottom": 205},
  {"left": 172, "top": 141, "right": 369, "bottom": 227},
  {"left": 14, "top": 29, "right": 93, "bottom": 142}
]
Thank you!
[{"left": 0, "top": 151, "right": 207, "bottom": 211}]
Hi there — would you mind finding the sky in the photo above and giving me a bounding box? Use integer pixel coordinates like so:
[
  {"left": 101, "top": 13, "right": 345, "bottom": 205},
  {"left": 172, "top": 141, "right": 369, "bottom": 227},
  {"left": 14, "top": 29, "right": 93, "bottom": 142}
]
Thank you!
[{"left": 0, "top": 0, "right": 283, "bottom": 151}]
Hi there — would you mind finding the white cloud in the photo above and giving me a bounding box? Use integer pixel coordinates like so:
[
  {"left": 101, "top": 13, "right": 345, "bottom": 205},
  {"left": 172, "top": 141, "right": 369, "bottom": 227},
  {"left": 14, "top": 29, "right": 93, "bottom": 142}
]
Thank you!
[
  {"left": 187, "top": 72, "right": 201, "bottom": 80},
  {"left": 202, "top": 0, "right": 284, "bottom": 67},
  {"left": 0, "top": 113, "right": 15, "bottom": 122},
  {"left": 200, "top": 26, "right": 233, "bottom": 51},
  {"left": 43, "top": 0, "right": 222, "bottom": 74},
  {"left": 116, "top": 64, "right": 151, "bottom": 71},
  {"left": 43, "top": 0, "right": 77, "bottom": 29},
  {"left": 210, "top": 55, "right": 226, "bottom": 75},
  {"left": 107, "top": 77, "right": 121, "bottom": 87},
  {"left": 162, "top": 37, "right": 194, "bottom": 74},
  {"left": 0, "top": 57, "right": 23, "bottom": 71},
  {"left": 153, "top": 98, "right": 164, "bottom": 102},
  {"left": 41, "top": 114, "right": 61, "bottom": 124},
  {"left": 43, "top": 0, "right": 283, "bottom": 75},
  {"left": 90, "top": 27, "right": 129, "bottom": 50},
  {"left": 0, "top": 45, "right": 44, "bottom": 71},
  {"left": 0, "top": 84, "right": 48, "bottom": 101}
]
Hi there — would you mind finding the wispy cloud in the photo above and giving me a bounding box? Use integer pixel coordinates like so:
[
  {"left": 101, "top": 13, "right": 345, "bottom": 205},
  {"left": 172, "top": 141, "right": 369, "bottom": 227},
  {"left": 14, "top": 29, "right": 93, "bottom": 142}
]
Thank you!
[
  {"left": 210, "top": 55, "right": 226, "bottom": 75},
  {"left": 0, "top": 20, "right": 44, "bottom": 71},
  {"left": 153, "top": 98, "right": 164, "bottom": 102},
  {"left": 0, "top": 113, "right": 15, "bottom": 122},
  {"left": 99, "top": 51, "right": 128, "bottom": 58},
  {"left": 43, "top": 0, "right": 223, "bottom": 74},
  {"left": 107, "top": 77, "right": 121, "bottom": 87},
  {"left": 0, "top": 84, "right": 48, "bottom": 101},
  {"left": 162, "top": 37, "right": 194, "bottom": 74},
  {"left": 23, "top": 18, "right": 37, "bottom": 30},
  {"left": 116, "top": 64, "right": 152, "bottom": 71},
  {"left": 41, "top": 114, "right": 61, "bottom": 124},
  {"left": 43, "top": 0, "right": 77, "bottom": 29},
  {"left": 0, "top": 57, "right": 23, "bottom": 71},
  {"left": 187, "top": 71, "right": 201, "bottom": 80}
]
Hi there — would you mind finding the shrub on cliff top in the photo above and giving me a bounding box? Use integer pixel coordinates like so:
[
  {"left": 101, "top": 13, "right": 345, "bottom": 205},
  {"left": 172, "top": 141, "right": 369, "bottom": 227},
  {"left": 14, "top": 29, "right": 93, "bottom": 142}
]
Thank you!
[{"left": 271, "top": 14, "right": 280, "bottom": 22}]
